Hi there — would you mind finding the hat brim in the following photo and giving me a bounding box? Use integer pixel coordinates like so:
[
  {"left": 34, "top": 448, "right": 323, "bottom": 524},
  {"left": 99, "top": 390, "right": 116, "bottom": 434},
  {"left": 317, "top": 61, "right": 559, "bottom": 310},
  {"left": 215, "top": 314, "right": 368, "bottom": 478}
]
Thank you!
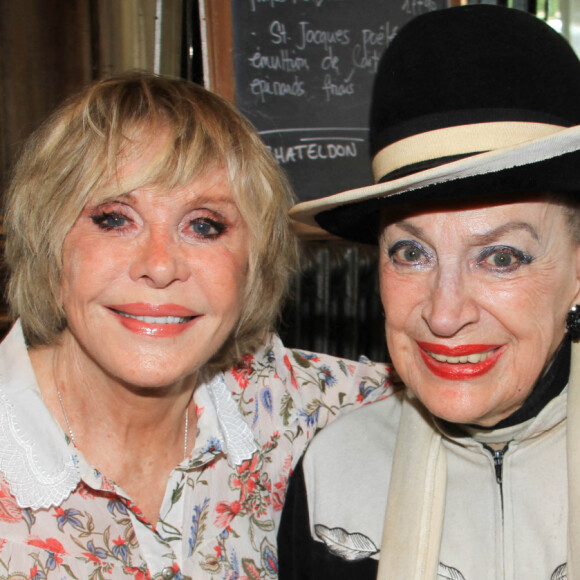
[{"left": 290, "top": 124, "right": 580, "bottom": 245}]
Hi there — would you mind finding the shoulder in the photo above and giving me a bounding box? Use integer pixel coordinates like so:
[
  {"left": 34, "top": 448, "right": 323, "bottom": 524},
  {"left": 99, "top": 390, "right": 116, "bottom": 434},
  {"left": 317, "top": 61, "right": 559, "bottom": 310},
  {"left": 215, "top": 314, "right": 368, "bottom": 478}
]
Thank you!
[
  {"left": 222, "top": 334, "right": 397, "bottom": 461},
  {"left": 278, "top": 392, "right": 404, "bottom": 576},
  {"left": 304, "top": 391, "right": 403, "bottom": 481},
  {"left": 225, "top": 332, "right": 392, "bottom": 398},
  {"left": 302, "top": 392, "right": 403, "bottom": 540},
  {"left": 280, "top": 341, "right": 393, "bottom": 399}
]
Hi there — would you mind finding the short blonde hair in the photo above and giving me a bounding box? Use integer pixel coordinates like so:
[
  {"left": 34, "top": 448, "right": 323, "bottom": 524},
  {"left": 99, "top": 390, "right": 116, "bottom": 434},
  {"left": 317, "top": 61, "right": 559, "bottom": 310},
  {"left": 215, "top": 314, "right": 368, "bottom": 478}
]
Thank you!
[{"left": 4, "top": 72, "right": 298, "bottom": 370}]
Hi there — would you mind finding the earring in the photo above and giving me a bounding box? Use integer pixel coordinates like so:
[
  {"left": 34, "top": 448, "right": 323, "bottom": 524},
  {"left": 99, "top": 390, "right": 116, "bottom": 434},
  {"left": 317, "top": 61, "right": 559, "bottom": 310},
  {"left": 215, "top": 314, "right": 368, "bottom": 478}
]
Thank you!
[{"left": 566, "top": 305, "right": 580, "bottom": 341}]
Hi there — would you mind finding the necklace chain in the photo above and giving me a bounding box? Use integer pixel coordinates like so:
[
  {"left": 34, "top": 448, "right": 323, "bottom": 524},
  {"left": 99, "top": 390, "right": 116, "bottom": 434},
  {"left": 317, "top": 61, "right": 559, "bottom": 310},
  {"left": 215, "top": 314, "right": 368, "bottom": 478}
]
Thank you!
[
  {"left": 56, "top": 388, "right": 76, "bottom": 446},
  {"left": 183, "top": 405, "right": 189, "bottom": 460},
  {"left": 56, "top": 388, "right": 190, "bottom": 460}
]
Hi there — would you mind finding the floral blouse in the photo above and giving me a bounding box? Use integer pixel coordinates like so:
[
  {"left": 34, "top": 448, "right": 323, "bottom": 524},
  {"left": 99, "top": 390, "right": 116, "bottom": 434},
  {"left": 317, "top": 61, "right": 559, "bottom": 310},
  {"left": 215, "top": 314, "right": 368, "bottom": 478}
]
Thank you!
[{"left": 0, "top": 322, "right": 393, "bottom": 579}]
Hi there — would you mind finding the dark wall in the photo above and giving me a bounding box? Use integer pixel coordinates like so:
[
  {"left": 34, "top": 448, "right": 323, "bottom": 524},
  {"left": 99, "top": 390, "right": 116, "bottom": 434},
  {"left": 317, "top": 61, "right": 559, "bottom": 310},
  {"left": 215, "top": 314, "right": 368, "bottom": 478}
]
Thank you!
[
  {"left": 0, "top": 0, "right": 94, "bottom": 190},
  {"left": 0, "top": 0, "right": 94, "bottom": 331}
]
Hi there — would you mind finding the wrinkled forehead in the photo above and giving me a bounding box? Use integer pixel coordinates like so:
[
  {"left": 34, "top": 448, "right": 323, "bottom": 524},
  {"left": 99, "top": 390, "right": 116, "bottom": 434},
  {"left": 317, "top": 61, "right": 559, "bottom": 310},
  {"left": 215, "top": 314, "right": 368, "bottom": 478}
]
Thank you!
[{"left": 379, "top": 192, "right": 568, "bottom": 230}]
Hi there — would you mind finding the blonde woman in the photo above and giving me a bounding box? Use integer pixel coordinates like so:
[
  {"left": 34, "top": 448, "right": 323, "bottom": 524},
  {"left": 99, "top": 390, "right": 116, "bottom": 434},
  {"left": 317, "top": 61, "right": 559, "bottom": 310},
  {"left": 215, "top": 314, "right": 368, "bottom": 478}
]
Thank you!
[{"left": 0, "top": 73, "right": 392, "bottom": 579}]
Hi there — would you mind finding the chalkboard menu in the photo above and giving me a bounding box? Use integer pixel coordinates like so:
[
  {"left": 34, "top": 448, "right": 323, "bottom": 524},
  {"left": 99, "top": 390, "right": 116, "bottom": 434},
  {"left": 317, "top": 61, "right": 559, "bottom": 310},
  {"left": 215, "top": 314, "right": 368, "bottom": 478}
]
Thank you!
[{"left": 231, "top": 0, "right": 445, "bottom": 202}]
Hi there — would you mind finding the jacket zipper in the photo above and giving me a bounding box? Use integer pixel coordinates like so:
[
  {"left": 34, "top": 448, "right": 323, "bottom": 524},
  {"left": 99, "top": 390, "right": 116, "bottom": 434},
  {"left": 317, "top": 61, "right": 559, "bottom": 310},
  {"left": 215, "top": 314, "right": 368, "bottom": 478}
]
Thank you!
[{"left": 484, "top": 443, "right": 510, "bottom": 512}]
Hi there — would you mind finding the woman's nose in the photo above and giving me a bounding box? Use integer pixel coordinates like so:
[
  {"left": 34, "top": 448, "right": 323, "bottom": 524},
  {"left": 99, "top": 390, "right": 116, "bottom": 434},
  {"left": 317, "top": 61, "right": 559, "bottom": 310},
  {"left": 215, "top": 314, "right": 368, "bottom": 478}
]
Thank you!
[
  {"left": 421, "top": 266, "right": 479, "bottom": 337},
  {"left": 129, "top": 229, "right": 190, "bottom": 288}
]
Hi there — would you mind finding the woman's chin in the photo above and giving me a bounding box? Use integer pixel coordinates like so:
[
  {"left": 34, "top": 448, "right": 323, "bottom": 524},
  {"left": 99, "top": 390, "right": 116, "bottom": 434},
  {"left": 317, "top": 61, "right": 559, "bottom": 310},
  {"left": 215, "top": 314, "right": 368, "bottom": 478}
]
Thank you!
[{"left": 409, "top": 381, "right": 506, "bottom": 427}]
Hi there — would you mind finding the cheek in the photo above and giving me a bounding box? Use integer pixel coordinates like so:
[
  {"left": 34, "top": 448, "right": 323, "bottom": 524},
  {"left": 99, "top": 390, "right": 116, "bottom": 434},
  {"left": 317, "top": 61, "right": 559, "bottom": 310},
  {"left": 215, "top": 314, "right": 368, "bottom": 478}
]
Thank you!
[
  {"left": 379, "top": 269, "right": 426, "bottom": 374},
  {"left": 60, "top": 239, "right": 128, "bottom": 304},
  {"left": 483, "top": 274, "right": 571, "bottom": 342},
  {"left": 200, "top": 248, "right": 249, "bottom": 309},
  {"left": 379, "top": 265, "right": 426, "bottom": 328}
]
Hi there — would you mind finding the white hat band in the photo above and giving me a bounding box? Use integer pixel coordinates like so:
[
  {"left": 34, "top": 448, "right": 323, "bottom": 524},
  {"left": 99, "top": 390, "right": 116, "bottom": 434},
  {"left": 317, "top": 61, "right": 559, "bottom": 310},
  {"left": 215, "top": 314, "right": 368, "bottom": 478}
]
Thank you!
[{"left": 372, "top": 121, "right": 564, "bottom": 182}]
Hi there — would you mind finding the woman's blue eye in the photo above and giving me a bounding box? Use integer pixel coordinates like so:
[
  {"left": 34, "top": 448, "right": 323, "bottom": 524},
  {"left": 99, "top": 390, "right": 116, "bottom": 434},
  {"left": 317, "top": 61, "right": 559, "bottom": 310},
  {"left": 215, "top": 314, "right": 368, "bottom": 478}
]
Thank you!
[
  {"left": 487, "top": 251, "right": 515, "bottom": 267},
  {"left": 90, "top": 212, "right": 129, "bottom": 231},
  {"left": 478, "top": 246, "right": 533, "bottom": 270},
  {"left": 190, "top": 218, "right": 226, "bottom": 238},
  {"left": 388, "top": 241, "right": 430, "bottom": 265},
  {"left": 401, "top": 247, "right": 423, "bottom": 261}
]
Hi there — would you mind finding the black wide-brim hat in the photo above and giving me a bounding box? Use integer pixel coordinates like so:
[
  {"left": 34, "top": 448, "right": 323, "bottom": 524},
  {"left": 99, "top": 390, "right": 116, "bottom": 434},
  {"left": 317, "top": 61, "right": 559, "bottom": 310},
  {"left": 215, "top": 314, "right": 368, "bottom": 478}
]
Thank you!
[{"left": 290, "top": 5, "right": 580, "bottom": 245}]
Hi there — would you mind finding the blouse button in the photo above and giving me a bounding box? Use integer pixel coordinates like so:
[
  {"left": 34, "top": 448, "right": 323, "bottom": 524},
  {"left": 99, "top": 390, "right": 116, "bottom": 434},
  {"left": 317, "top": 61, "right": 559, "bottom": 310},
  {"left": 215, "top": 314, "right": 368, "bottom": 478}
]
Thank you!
[{"left": 161, "top": 568, "right": 176, "bottom": 579}]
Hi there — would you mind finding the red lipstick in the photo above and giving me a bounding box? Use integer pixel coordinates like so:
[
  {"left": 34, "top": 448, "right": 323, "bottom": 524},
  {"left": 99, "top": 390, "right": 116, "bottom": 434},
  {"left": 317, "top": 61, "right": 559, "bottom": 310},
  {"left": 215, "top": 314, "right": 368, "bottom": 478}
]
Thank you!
[
  {"left": 108, "top": 303, "right": 199, "bottom": 337},
  {"left": 416, "top": 341, "right": 504, "bottom": 380}
]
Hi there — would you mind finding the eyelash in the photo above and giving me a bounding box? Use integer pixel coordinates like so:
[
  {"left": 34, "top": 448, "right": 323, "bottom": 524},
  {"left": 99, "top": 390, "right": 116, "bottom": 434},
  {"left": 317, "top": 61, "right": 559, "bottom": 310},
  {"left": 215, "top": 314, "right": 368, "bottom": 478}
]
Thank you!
[
  {"left": 387, "top": 240, "right": 432, "bottom": 267},
  {"left": 89, "top": 210, "right": 228, "bottom": 240},
  {"left": 90, "top": 211, "right": 130, "bottom": 231},
  {"left": 476, "top": 245, "right": 534, "bottom": 271},
  {"left": 387, "top": 240, "right": 534, "bottom": 272},
  {"left": 189, "top": 217, "right": 227, "bottom": 239}
]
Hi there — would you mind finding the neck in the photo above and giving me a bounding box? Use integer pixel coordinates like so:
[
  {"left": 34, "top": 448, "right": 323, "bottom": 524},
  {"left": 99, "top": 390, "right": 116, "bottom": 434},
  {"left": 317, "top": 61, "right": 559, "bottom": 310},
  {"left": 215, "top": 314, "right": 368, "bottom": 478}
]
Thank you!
[{"left": 29, "top": 332, "right": 198, "bottom": 472}]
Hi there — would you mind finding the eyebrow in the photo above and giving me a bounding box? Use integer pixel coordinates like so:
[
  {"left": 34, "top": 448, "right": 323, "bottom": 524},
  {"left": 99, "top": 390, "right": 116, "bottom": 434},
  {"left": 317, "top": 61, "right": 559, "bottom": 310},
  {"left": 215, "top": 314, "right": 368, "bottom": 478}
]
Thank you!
[
  {"left": 95, "top": 191, "right": 237, "bottom": 207},
  {"left": 471, "top": 222, "right": 540, "bottom": 244},
  {"left": 392, "top": 220, "right": 540, "bottom": 245},
  {"left": 190, "top": 194, "right": 237, "bottom": 207}
]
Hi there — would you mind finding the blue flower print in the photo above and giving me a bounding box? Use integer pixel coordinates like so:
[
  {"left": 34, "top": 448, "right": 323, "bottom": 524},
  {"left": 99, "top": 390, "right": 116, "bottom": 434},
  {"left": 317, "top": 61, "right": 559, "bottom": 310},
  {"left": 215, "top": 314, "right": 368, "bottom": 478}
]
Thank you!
[
  {"left": 230, "top": 548, "right": 240, "bottom": 576},
  {"left": 29, "top": 568, "right": 46, "bottom": 580},
  {"left": 46, "top": 550, "right": 59, "bottom": 571},
  {"left": 112, "top": 536, "right": 130, "bottom": 562},
  {"left": 54, "top": 507, "right": 83, "bottom": 531},
  {"left": 358, "top": 379, "right": 376, "bottom": 401},
  {"left": 295, "top": 351, "right": 321, "bottom": 362},
  {"left": 189, "top": 498, "right": 210, "bottom": 556},
  {"left": 261, "top": 540, "right": 278, "bottom": 576},
  {"left": 202, "top": 437, "right": 223, "bottom": 455},
  {"left": 85, "top": 539, "right": 108, "bottom": 561},
  {"left": 319, "top": 365, "right": 337, "bottom": 387},
  {"left": 299, "top": 407, "right": 320, "bottom": 428},
  {"left": 261, "top": 387, "right": 273, "bottom": 416},
  {"left": 107, "top": 498, "right": 129, "bottom": 517}
]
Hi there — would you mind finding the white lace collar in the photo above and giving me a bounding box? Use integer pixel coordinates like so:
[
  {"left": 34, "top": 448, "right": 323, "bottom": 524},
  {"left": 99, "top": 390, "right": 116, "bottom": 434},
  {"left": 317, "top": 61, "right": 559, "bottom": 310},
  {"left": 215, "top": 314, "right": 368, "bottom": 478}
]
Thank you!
[
  {"left": 0, "top": 322, "right": 79, "bottom": 510},
  {"left": 0, "top": 322, "right": 257, "bottom": 510},
  {"left": 197, "top": 374, "right": 258, "bottom": 466}
]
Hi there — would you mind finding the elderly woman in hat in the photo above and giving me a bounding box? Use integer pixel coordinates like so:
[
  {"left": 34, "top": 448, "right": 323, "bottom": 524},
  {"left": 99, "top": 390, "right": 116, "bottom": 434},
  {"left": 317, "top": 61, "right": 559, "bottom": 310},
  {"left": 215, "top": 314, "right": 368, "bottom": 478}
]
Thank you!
[
  {"left": 279, "top": 5, "right": 580, "bottom": 579},
  {"left": 0, "top": 73, "right": 392, "bottom": 578}
]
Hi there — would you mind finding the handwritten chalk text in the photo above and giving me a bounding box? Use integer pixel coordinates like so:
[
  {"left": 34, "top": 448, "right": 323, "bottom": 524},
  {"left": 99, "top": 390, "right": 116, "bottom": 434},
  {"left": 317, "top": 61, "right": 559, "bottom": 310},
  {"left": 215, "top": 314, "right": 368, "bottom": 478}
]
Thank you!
[
  {"left": 250, "top": 76, "right": 306, "bottom": 102},
  {"left": 269, "top": 141, "right": 358, "bottom": 163},
  {"left": 249, "top": 50, "right": 310, "bottom": 72}
]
